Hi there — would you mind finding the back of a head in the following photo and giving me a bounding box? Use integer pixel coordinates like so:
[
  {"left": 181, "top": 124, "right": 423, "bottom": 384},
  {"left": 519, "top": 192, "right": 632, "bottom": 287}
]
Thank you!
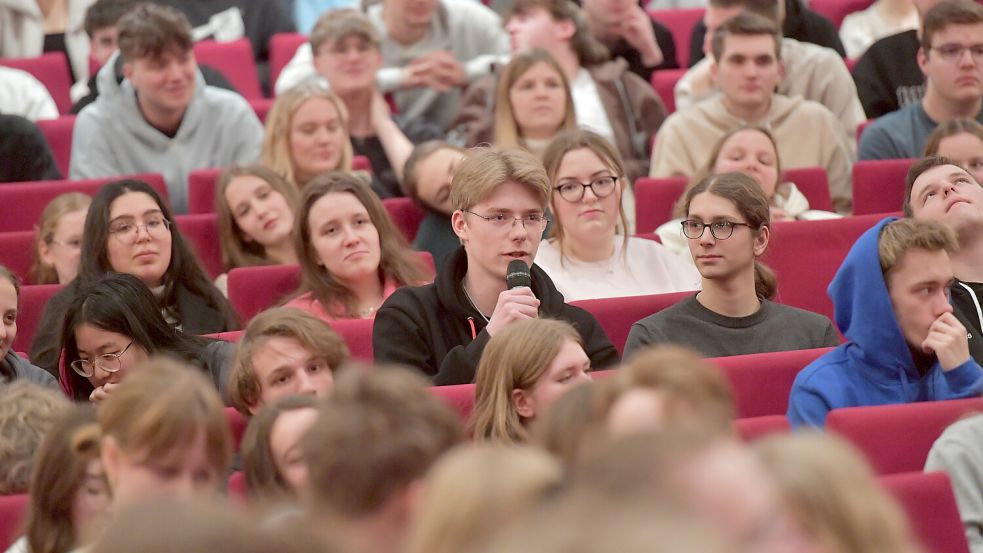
[
  {"left": 0, "top": 381, "right": 71, "bottom": 494},
  {"left": 450, "top": 147, "right": 550, "bottom": 212},
  {"left": 116, "top": 3, "right": 192, "bottom": 63},
  {"left": 530, "top": 380, "right": 619, "bottom": 471},
  {"left": 304, "top": 368, "right": 465, "bottom": 518}
]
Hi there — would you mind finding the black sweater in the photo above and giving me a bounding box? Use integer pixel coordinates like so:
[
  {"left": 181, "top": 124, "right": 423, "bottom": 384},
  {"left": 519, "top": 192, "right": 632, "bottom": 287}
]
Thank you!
[
  {"left": 852, "top": 30, "right": 923, "bottom": 119},
  {"left": 373, "top": 247, "right": 620, "bottom": 385}
]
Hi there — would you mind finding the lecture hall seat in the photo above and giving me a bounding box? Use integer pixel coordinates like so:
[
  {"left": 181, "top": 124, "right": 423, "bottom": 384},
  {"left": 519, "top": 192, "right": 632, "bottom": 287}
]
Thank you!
[
  {"left": 852, "top": 158, "right": 915, "bottom": 215},
  {"left": 650, "top": 68, "right": 686, "bottom": 114},
  {"left": 269, "top": 33, "right": 308, "bottom": 92},
  {"left": 209, "top": 318, "right": 376, "bottom": 361},
  {"left": 880, "top": 471, "right": 972, "bottom": 553},
  {"left": 0, "top": 494, "right": 28, "bottom": 550},
  {"left": 711, "top": 347, "right": 833, "bottom": 418},
  {"left": 36, "top": 115, "right": 76, "bottom": 177},
  {"left": 648, "top": 8, "right": 705, "bottom": 67},
  {"left": 174, "top": 214, "right": 224, "bottom": 279},
  {"left": 0, "top": 52, "right": 73, "bottom": 114},
  {"left": 734, "top": 415, "right": 791, "bottom": 442},
  {"left": 14, "top": 284, "right": 63, "bottom": 355},
  {"left": 192, "top": 39, "right": 264, "bottom": 101},
  {"left": 0, "top": 231, "right": 38, "bottom": 284},
  {"left": 571, "top": 291, "right": 691, "bottom": 357}
]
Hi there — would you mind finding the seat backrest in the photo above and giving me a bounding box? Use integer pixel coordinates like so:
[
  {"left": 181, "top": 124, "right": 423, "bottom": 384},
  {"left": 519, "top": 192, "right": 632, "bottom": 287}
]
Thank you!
[
  {"left": 14, "top": 284, "right": 64, "bottom": 355},
  {"left": 227, "top": 264, "right": 301, "bottom": 322},
  {"left": 192, "top": 39, "right": 263, "bottom": 100},
  {"left": 36, "top": 115, "right": 76, "bottom": 177},
  {"left": 224, "top": 406, "right": 248, "bottom": 451},
  {"left": 0, "top": 52, "right": 73, "bottom": 114},
  {"left": 210, "top": 318, "right": 375, "bottom": 361},
  {"left": 784, "top": 166, "right": 834, "bottom": 212},
  {"left": 734, "top": 415, "right": 791, "bottom": 442},
  {"left": 429, "top": 383, "right": 476, "bottom": 424},
  {"left": 880, "top": 471, "right": 972, "bottom": 553},
  {"left": 648, "top": 8, "right": 705, "bottom": 67},
  {"left": 382, "top": 197, "right": 426, "bottom": 243},
  {"left": 827, "top": 397, "right": 983, "bottom": 475},
  {"left": 187, "top": 168, "right": 225, "bottom": 214},
  {"left": 634, "top": 176, "right": 687, "bottom": 234},
  {"left": 852, "top": 158, "right": 915, "bottom": 215},
  {"left": 571, "top": 292, "right": 691, "bottom": 356},
  {"left": 0, "top": 231, "right": 38, "bottom": 284},
  {"left": 248, "top": 98, "right": 274, "bottom": 123},
  {"left": 269, "top": 33, "right": 308, "bottom": 92},
  {"left": 650, "top": 68, "right": 686, "bottom": 114},
  {"left": 809, "top": 0, "right": 875, "bottom": 28},
  {"left": 0, "top": 494, "right": 29, "bottom": 550},
  {"left": 763, "top": 213, "right": 886, "bottom": 320},
  {"left": 0, "top": 174, "right": 168, "bottom": 232},
  {"left": 712, "top": 347, "right": 833, "bottom": 418},
  {"left": 174, "top": 214, "right": 224, "bottom": 279}
]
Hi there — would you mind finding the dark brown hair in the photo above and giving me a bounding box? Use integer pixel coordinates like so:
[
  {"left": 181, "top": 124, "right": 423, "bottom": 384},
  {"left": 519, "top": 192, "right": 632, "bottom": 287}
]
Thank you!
[
  {"left": 116, "top": 3, "right": 193, "bottom": 62},
  {"left": 921, "top": 0, "right": 983, "bottom": 50},
  {"left": 507, "top": 0, "right": 609, "bottom": 65},
  {"left": 241, "top": 395, "right": 322, "bottom": 501},
  {"left": 710, "top": 11, "right": 782, "bottom": 63}
]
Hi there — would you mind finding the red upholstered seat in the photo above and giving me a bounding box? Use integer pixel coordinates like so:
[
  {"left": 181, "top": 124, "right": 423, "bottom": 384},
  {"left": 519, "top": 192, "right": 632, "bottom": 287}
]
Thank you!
[
  {"left": 827, "top": 397, "right": 983, "bottom": 475},
  {"left": 36, "top": 115, "right": 76, "bottom": 177},
  {"left": 571, "top": 292, "right": 691, "bottom": 356},
  {"left": 809, "top": 0, "right": 874, "bottom": 28},
  {"left": 430, "top": 383, "right": 475, "bottom": 424},
  {"left": 648, "top": 8, "right": 704, "bottom": 67},
  {"left": 852, "top": 158, "right": 915, "bottom": 215},
  {"left": 210, "top": 317, "right": 375, "bottom": 361},
  {"left": 0, "top": 494, "right": 28, "bottom": 550},
  {"left": 0, "top": 231, "right": 38, "bottom": 284},
  {"left": 880, "top": 471, "right": 972, "bottom": 553},
  {"left": 269, "top": 33, "right": 308, "bottom": 92},
  {"left": 0, "top": 174, "right": 167, "bottom": 233},
  {"left": 734, "top": 415, "right": 790, "bottom": 442},
  {"left": 634, "top": 176, "right": 687, "bottom": 234},
  {"left": 382, "top": 197, "right": 426, "bottom": 243},
  {"left": 784, "top": 166, "right": 834, "bottom": 212},
  {"left": 173, "top": 214, "right": 224, "bottom": 279},
  {"left": 15, "top": 284, "right": 63, "bottom": 355},
  {"left": 227, "top": 264, "right": 301, "bottom": 322},
  {"left": 0, "top": 52, "right": 73, "bottom": 114},
  {"left": 650, "top": 68, "right": 686, "bottom": 114},
  {"left": 711, "top": 347, "right": 832, "bottom": 418},
  {"left": 187, "top": 168, "right": 225, "bottom": 214},
  {"left": 248, "top": 98, "right": 274, "bottom": 123},
  {"left": 192, "top": 39, "right": 263, "bottom": 100},
  {"left": 225, "top": 406, "right": 248, "bottom": 450}
]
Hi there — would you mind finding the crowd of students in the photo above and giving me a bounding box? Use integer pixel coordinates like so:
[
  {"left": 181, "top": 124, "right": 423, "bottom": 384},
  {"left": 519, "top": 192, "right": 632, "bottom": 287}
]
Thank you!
[{"left": 7, "top": 0, "right": 983, "bottom": 549}]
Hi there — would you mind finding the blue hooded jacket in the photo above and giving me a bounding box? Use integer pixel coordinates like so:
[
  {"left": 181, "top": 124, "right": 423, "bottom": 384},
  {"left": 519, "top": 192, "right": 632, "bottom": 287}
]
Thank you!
[{"left": 787, "top": 217, "right": 983, "bottom": 428}]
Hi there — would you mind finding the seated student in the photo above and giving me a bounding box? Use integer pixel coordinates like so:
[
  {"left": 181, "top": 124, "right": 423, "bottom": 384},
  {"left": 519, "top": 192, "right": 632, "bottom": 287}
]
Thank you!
[
  {"left": 859, "top": 1, "right": 983, "bottom": 161},
  {"left": 0, "top": 382, "right": 71, "bottom": 494},
  {"left": 373, "top": 147, "right": 619, "bottom": 385},
  {"left": 927, "top": 413, "right": 983, "bottom": 553},
  {"left": 0, "top": 114, "right": 61, "bottom": 183},
  {"left": 535, "top": 129, "right": 700, "bottom": 300},
  {"left": 68, "top": 4, "right": 264, "bottom": 214},
  {"left": 402, "top": 142, "right": 468, "bottom": 271},
  {"left": 228, "top": 307, "right": 349, "bottom": 416},
  {"left": 71, "top": 0, "right": 139, "bottom": 104},
  {"left": 0, "top": 267, "right": 58, "bottom": 389},
  {"left": 677, "top": 0, "right": 862, "bottom": 142},
  {"left": 261, "top": 80, "right": 353, "bottom": 190},
  {"left": 30, "top": 193, "right": 91, "bottom": 285},
  {"left": 8, "top": 405, "right": 111, "bottom": 553},
  {"left": 839, "top": 0, "right": 920, "bottom": 59},
  {"left": 59, "top": 273, "right": 237, "bottom": 403},
  {"left": 924, "top": 118, "right": 983, "bottom": 183},
  {"left": 656, "top": 125, "right": 841, "bottom": 258},
  {"left": 580, "top": 0, "right": 679, "bottom": 80},
  {"left": 652, "top": 12, "right": 855, "bottom": 213},
  {"left": 756, "top": 433, "right": 924, "bottom": 553},
  {"left": 406, "top": 444, "right": 563, "bottom": 553},
  {"left": 471, "top": 318, "right": 592, "bottom": 443},
  {"left": 31, "top": 179, "right": 239, "bottom": 374},
  {"left": 283, "top": 172, "right": 433, "bottom": 322},
  {"left": 97, "top": 358, "right": 233, "bottom": 507},
  {"left": 625, "top": 172, "right": 838, "bottom": 358},
  {"left": 788, "top": 218, "right": 983, "bottom": 428},
  {"left": 304, "top": 369, "right": 464, "bottom": 553},
  {"left": 463, "top": 49, "right": 577, "bottom": 159},
  {"left": 0, "top": 66, "right": 58, "bottom": 121},
  {"left": 241, "top": 395, "right": 320, "bottom": 502},
  {"left": 455, "top": 0, "right": 665, "bottom": 181},
  {"left": 0, "top": 0, "right": 93, "bottom": 90},
  {"left": 214, "top": 165, "right": 300, "bottom": 296},
  {"left": 310, "top": 9, "right": 444, "bottom": 199}
]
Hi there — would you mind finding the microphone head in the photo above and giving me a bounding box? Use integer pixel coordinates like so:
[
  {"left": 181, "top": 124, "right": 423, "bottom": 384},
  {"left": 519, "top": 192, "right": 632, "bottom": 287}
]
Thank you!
[{"left": 506, "top": 259, "right": 532, "bottom": 290}]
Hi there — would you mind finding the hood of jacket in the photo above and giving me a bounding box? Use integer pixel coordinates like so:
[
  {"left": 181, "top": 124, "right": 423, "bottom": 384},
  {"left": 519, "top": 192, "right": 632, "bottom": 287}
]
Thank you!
[{"left": 695, "top": 93, "right": 806, "bottom": 132}]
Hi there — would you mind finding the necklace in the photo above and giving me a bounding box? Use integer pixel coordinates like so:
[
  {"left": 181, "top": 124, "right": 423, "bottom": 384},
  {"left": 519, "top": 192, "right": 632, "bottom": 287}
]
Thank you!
[
  {"left": 462, "top": 281, "right": 491, "bottom": 323},
  {"left": 358, "top": 305, "right": 377, "bottom": 318}
]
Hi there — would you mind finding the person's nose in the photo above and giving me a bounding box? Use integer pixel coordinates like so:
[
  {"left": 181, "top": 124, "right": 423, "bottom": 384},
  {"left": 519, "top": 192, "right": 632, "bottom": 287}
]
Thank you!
[
  {"left": 936, "top": 291, "right": 955, "bottom": 317},
  {"left": 698, "top": 225, "right": 716, "bottom": 246},
  {"left": 508, "top": 217, "right": 527, "bottom": 241},
  {"left": 295, "top": 370, "right": 317, "bottom": 395}
]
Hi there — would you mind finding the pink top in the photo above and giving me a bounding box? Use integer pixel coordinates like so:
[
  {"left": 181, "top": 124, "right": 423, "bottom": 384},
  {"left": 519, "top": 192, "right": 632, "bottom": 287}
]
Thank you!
[{"left": 283, "top": 279, "right": 401, "bottom": 322}]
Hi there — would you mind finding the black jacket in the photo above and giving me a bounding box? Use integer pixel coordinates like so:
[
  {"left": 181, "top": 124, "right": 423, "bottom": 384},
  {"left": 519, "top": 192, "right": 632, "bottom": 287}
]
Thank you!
[
  {"left": 0, "top": 114, "right": 61, "bottom": 182},
  {"left": 373, "top": 247, "right": 620, "bottom": 385},
  {"left": 605, "top": 17, "right": 680, "bottom": 81},
  {"left": 852, "top": 30, "right": 923, "bottom": 118},
  {"left": 952, "top": 280, "right": 983, "bottom": 364}
]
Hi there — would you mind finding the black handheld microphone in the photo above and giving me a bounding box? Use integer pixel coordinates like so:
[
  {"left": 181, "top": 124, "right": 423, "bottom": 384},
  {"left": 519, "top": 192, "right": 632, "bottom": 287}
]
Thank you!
[{"left": 506, "top": 260, "right": 532, "bottom": 290}]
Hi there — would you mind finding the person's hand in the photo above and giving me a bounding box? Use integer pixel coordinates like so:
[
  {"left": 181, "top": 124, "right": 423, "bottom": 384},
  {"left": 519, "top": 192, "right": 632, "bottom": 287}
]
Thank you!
[
  {"left": 616, "top": 6, "right": 663, "bottom": 67},
  {"left": 402, "top": 57, "right": 435, "bottom": 89},
  {"left": 421, "top": 50, "right": 467, "bottom": 91},
  {"left": 485, "top": 287, "right": 540, "bottom": 337},
  {"left": 369, "top": 91, "right": 392, "bottom": 130},
  {"left": 922, "top": 312, "right": 971, "bottom": 371},
  {"left": 89, "top": 381, "right": 120, "bottom": 403}
]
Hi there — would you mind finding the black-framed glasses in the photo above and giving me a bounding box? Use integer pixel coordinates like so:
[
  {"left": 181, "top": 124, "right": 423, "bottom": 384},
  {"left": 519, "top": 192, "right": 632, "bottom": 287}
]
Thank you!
[
  {"left": 929, "top": 43, "right": 983, "bottom": 63},
  {"left": 553, "top": 176, "right": 619, "bottom": 203},
  {"left": 108, "top": 216, "right": 172, "bottom": 245},
  {"left": 70, "top": 341, "right": 134, "bottom": 378},
  {"left": 681, "top": 219, "right": 755, "bottom": 240},
  {"left": 463, "top": 210, "right": 551, "bottom": 230}
]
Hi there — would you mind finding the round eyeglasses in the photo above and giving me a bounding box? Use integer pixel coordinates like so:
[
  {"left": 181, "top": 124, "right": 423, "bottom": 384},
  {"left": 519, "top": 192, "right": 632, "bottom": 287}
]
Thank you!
[
  {"left": 70, "top": 341, "right": 134, "bottom": 378},
  {"left": 680, "top": 219, "right": 755, "bottom": 240},
  {"left": 553, "top": 176, "right": 619, "bottom": 203},
  {"left": 108, "top": 216, "right": 172, "bottom": 245}
]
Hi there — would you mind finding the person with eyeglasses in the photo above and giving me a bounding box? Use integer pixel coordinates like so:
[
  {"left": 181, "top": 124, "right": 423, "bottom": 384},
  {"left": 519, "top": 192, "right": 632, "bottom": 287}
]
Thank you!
[
  {"left": 29, "top": 193, "right": 91, "bottom": 285},
  {"left": 58, "top": 272, "right": 236, "bottom": 403},
  {"left": 625, "top": 172, "right": 837, "bottom": 359},
  {"left": 534, "top": 129, "right": 699, "bottom": 301},
  {"left": 860, "top": 0, "right": 983, "bottom": 161},
  {"left": 374, "top": 146, "right": 619, "bottom": 386},
  {"left": 29, "top": 179, "right": 239, "bottom": 376}
]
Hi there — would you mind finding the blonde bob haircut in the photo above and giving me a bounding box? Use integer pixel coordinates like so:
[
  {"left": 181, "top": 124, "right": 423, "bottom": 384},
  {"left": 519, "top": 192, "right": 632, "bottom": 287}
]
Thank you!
[
  {"left": 30, "top": 192, "right": 91, "bottom": 284},
  {"left": 405, "top": 444, "right": 563, "bottom": 553},
  {"left": 493, "top": 49, "right": 577, "bottom": 153},
  {"left": 471, "top": 318, "right": 583, "bottom": 443},
  {"left": 229, "top": 307, "right": 350, "bottom": 415},
  {"left": 215, "top": 164, "right": 301, "bottom": 271},
  {"left": 261, "top": 79, "right": 353, "bottom": 187},
  {"left": 451, "top": 146, "right": 551, "bottom": 212},
  {"left": 754, "top": 432, "right": 924, "bottom": 553},
  {"left": 98, "top": 357, "right": 232, "bottom": 478}
]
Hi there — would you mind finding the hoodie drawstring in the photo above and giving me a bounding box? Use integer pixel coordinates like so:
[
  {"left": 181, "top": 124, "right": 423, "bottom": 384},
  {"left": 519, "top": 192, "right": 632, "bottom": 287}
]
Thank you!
[
  {"left": 957, "top": 282, "right": 983, "bottom": 339},
  {"left": 467, "top": 317, "right": 477, "bottom": 341}
]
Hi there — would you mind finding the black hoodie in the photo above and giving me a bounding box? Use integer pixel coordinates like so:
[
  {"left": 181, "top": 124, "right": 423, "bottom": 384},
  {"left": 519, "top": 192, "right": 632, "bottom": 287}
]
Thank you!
[{"left": 373, "top": 247, "right": 620, "bottom": 385}]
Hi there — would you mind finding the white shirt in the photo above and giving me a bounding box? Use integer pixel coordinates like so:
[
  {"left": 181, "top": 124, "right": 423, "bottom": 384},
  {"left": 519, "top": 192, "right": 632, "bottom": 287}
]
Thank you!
[
  {"left": 570, "top": 68, "right": 616, "bottom": 147},
  {"left": 0, "top": 66, "right": 57, "bottom": 121},
  {"left": 534, "top": 236, "right": 701, "bottom": 301}
]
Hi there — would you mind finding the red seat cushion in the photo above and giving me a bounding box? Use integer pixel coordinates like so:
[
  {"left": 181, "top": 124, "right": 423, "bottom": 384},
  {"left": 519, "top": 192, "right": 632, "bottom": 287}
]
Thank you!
[
  {"left": 712, "top": 347, "right": 833, "bottom": 418},
  {"left": 650, "top": 68, "right": 686, "bottom": 114},
  {"left": 634, "top": 176, "right": 687, "bottom": 234},
  {"left": 173, "top": 214, "right": 223, "bottom": 279},
  {"left": 193, "top": 39, "right": 263, "bottom": 100},
  {"left": 15, "top": 284, "right": 64, "bottom": 355},
  {"left": 227, "top": 264, "right": 301, "bottom": 322},
  {"left": 571, "top": 292, "right": 691, "bottom": 357},
  {"left": 36, "top": 116, "right": 75, "bottom": 177},
  {"left": 430, "top": 383, "right": 475, "bottom": 424},
  {"left": 382, "top": 197, "right": 426, "bottom": 243},
  {"left": 210, "top": 312, "right": 375, "bottom": 362},
  {"left": 0, "top": 52, "right": 72, "bottom": 114},
  {"left": 784, "top": 166, "right": 834, "bottom": 212},
  {"left": 0, "top": 231, "right": 38, "bottom": 284},
  {"left": 880, "top": 471, "right": 972, "bottom": 553},
  {"left": 734, "top": 415, "right": 790, "bottom": 442},
  {"left": 269, "top": 33, "right": 308, "bottom": 93},
  {"left": 648, "top": 8, "right": 704, "bottom": 67},
  {"left": 225, "top": 406, "right": 248, "bottom": 450},
  {"left": 187, "top": 168, "right": 225, "bottom": 215},
  {"left": 852, "top": 158, "right": 915, "bottom": 215},
  {"left": 0, "top": 494, "right": 29, "bottom": 550}
]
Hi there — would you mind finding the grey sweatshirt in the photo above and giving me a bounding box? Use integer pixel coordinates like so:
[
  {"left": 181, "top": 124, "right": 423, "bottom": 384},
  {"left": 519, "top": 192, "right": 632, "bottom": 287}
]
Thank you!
[
  {"left": 926, "top": 413, "right": 983, "bottom": 553},
  {"left": 4, "top": 351, "right": 57, "bottom": 390},
  {"left": 69, "top": 52, "right": 264, "bottom": 213}
]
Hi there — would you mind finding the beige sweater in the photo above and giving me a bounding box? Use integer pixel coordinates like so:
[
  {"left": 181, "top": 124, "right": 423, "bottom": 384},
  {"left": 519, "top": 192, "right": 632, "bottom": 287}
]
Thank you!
[{"left": 649, "top": 94, "right": 855, "bottom": 213}]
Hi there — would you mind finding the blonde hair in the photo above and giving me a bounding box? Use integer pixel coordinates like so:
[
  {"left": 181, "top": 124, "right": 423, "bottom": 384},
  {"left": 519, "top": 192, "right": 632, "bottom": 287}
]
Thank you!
[
  {"left": 471, "top": 318, "right": 583, "bottom": 443},
  {"left": 754, "top": 433, "right": 923, "bottom": 553},
  {"left": 405, "top": 444, "right": 562, "bottom": 553},
  {"left": 215, "top": 164, "right": 300, "bottom": 271},
  {"left": 29, "top": 192, "right": 91, "bottom": 284},
  {"left": 493, "top": 49, "right": 576, "bottom": 153},
  {"left": 878, "top": 218, "right": 958, "bottom": 278},
  {"left": 450, "top": 146, "right": 551, "bottom": 212},
  {"left": 98, "top": 357, "right": 232, "bottom": 478},
  {"left": 261, "top": 80, "right": 353, "bottom": 187},
  {"left": 0, "top": 382, "right": 72, "bottom": 494},
  {"left": 309, "top": 8, "right": 379, "bottom": 55}
]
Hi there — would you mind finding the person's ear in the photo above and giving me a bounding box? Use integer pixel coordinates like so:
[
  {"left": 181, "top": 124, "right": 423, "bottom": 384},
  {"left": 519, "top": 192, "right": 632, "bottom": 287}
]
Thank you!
[
  {"left": 753, "top": 224, "right": 770, "bottom": 257},
  {"left": 555, "top": 18, "right": 576, "bottom": 42},
  {"left": 511, "top": 388, "right": 535, "bottom": 419},
  {"left": 917, "top": 47, "right": 929, "bottom": 75},
  {"left": 452, "top": 210, "right": 469, "bottom": 243},
  {"left": 122, "top": 61, "right": 133, "bottom": 81},
  {"left": 38, "top": 240, "right": 55, "bottom": 266}
]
